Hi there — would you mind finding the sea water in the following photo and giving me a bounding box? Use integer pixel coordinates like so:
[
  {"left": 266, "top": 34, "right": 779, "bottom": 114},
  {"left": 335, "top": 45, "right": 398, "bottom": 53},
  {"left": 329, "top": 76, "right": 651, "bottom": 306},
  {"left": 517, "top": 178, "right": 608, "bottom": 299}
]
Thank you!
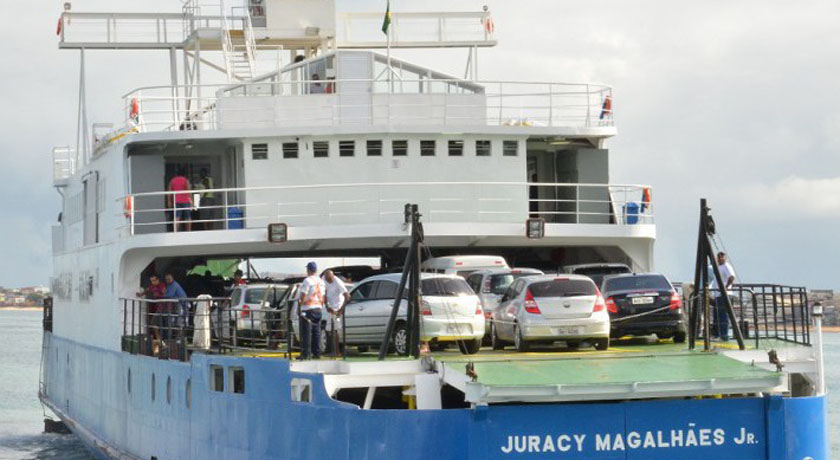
[{"left": 0, "top": 309, "right": 837, "bottom": 459}]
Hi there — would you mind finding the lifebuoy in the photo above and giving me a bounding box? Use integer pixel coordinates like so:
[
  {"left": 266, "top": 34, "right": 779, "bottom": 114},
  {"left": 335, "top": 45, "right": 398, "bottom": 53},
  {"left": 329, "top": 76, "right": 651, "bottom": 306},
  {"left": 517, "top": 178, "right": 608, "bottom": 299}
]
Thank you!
[
  {"left": 484, "top": 16, "right": 495, "bottom": 34},
  {"left": 123, "top": 196, "right": 133, "bottom": 219},
  {"left": 599, "top": 95, "right": 612, "bottom": 120},
  {"left": 129, "top": 98, "right": 139, "bottom": 121}
]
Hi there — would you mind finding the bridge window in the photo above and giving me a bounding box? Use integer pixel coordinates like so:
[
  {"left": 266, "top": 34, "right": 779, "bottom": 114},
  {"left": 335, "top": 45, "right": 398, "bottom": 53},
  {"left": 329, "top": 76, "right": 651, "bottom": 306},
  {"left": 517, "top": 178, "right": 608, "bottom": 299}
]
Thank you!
[
  {"left": 367, "top": 140, "right": 383, "bottom": 156},
  {"left": 420, "top": 140, "right": 436, "bottom": 156},
  {"left": 448, "top": 140, "right": 463, "bottom": 156},
  {"left": 251, "top": 143, "right": 269, "bottom": 160},
  {"left": 392, "top": 140, "right": 408, "bottom": 156},
  {"left": 313, "top": 141, "right": 329, "bottom": 158},
  {"left": 339, "top": 141, "right": 355, "bottom": 157},
  {"left": 476, "top": 140, "right": 491, "bottom": 157},
  {"left": 503, "top": 140, "right": 519, "bottom": 157},
  {"left": 282, "top": 142, "right": 299, "bottom": 159}
]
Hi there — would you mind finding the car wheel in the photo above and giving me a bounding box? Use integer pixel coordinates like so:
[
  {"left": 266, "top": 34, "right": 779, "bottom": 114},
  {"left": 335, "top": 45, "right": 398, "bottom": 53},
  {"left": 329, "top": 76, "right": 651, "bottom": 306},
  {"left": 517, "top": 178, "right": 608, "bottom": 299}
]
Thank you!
[
  {"left": 514, "top": 324, "right": 529, "bottom": 352},
  {"left": 319, "top": 323, "right": 329, "bottom": 355},
  {"left": 392, "top": 323, "right": 409, "bottom": 356},
  {"left": 673, "top": 331, "right": 687, "bottom": 343},
  {"left": 491, "top": 322, "right": 505, "bottom": 351},
  {"left": 458, "top": 338, "right": 482, "bottom": 355},
  {"left": 593, "top": 338, "right": 609, "bottom": 351}
]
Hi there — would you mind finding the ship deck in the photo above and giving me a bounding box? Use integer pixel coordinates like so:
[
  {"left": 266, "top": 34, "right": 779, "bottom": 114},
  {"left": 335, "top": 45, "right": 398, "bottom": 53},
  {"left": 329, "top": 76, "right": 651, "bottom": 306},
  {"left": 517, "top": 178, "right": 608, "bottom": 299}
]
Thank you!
[{"left": 231, "top": 336, "right": 802, "bottom": 404}]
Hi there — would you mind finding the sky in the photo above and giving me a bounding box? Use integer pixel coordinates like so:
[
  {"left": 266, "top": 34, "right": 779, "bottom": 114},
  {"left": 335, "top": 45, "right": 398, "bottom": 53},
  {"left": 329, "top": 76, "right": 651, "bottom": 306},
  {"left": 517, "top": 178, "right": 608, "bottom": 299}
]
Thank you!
[{"left": 0, "top": 0, "right": 838, "bottom": 289}]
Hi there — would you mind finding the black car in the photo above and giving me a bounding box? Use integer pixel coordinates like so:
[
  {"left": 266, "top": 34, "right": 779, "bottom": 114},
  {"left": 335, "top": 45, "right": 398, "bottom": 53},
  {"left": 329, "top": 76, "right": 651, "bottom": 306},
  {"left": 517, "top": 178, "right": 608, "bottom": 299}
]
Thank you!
[{"left": 601, "top": 273, "right": 686, "bottom": 343}]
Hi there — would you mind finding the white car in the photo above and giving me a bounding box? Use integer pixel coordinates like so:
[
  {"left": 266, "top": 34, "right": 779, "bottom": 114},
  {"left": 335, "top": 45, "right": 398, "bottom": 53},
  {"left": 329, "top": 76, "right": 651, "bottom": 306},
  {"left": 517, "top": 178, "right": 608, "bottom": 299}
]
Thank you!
[
  {"left": 490, "top": 274, "right": 610, "bottom": 351},
  {"left": 342, "top": 273, "right": 485, "bottom": 355},
  {"left": 465, "top": 268, "right": 545, "bottom": 340},
  {"left": 421, "top": 255, "right": 509, "bottom": 277}
]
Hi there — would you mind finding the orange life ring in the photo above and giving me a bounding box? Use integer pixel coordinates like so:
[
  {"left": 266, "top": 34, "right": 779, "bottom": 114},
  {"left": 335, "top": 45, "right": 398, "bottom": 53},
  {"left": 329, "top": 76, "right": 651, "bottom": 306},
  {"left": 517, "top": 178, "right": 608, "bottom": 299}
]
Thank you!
[
  {"left": 484, "top": 16, "right": 495, "bottom": 34},
  {"left": 129, "top": 98, "right": 139, "bottom": 121},
  {"left": 123, "top": 196, "right": 133, "bottom": 218}
]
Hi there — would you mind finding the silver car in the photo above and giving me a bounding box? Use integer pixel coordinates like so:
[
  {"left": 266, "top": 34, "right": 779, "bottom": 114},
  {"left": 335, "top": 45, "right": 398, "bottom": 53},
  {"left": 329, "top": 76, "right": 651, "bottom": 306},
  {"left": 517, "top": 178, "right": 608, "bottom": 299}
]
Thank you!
[
  {"left": 490, "top": 274, "right": 610, "bottom": 352},
  {"left": 465, "top": 268, "right": 544, "bottom": 340},
  {"left": 341, "top": 273, "right": 485, "bottom": 355}
]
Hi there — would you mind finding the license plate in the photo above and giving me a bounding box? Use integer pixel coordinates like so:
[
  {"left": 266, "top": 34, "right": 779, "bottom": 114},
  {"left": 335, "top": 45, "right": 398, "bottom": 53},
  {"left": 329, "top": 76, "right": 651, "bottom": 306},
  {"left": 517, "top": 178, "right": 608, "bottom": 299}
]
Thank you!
[
  {"left": 632, "top": 297, "right": 654, "bottom": 305},
  {"left": 553, "top": 326, "right": 579, "bottom": 335},
  {"left": 446, "top": 324, "right": 471, "bottom": 334}
]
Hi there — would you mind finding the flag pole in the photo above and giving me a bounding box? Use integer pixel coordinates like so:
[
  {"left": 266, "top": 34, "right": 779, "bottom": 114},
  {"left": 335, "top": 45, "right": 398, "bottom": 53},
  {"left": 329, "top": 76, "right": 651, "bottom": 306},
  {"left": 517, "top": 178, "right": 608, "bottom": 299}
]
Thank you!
[{"left": 387, "top": 0, "right": 393, "bottom": 92}]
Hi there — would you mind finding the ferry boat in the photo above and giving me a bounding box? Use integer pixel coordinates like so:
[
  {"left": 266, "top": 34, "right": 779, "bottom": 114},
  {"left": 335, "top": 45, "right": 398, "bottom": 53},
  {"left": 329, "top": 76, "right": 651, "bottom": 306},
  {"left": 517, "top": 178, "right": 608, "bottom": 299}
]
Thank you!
[{"left": 41, "top": 1, "right": 829, "bottom": 459}]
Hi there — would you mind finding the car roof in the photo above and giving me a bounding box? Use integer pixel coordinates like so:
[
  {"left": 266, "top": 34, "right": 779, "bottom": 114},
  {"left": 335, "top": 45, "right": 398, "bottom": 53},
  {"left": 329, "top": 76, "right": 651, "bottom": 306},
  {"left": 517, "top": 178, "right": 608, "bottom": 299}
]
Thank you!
[
  {"left": 523, "top": 274, "right": 595, "bottom": 284},
  {"left": 359, "top": 273, "right": 464, "bottom": 283},
  {"left": 234, "top": 283, "right": 289, "bottom": 289},
  {"left": 603, "top": 272, "right": 667, "bottom": 281},
  {"left": 469, "top": 268, "right": 544, "bottom": 276},
  {"left": 564, "top": 262, "right": 632, "bottom": 271}
]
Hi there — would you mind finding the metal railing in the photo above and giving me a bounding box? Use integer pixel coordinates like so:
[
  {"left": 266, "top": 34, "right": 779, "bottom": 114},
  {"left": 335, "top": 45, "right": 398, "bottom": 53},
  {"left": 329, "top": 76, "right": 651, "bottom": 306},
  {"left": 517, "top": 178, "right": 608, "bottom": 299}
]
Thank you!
[
  {"left": 337, "top": 11, "right": 497, "bottom": 48},
  {"left": 120, "top": 297, "right": 346, "bottom": 360},
  {"left": 117, "top": 79, "right": 612, "bottom": 133},
  {"left": 117, "top": 182, "right": 653, "bottom": 235}
]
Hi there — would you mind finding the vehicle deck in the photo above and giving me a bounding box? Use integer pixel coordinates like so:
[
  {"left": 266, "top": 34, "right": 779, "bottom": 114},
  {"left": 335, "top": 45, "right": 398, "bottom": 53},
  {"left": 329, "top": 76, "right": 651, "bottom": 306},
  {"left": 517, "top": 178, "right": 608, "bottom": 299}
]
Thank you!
[{"left": 224, "top": 336, "right": 801, "bottom": 404}]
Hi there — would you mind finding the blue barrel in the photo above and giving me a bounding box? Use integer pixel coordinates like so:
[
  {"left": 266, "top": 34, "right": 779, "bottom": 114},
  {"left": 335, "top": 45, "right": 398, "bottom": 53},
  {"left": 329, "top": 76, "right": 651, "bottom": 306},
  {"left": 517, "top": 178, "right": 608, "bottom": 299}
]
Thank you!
[
  {"left": 227, "top": 207, "right": 244, "bottom": 229},
  {"left": 624, "top": 202, "right": 640, "bottom": 224}
]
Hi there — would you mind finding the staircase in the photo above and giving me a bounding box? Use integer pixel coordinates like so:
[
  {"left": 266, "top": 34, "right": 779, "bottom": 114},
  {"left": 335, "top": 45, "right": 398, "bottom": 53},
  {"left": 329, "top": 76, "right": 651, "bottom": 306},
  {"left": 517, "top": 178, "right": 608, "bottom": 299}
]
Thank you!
[{"left": 221, "top": 13, "right": 257, "bottom": 82}]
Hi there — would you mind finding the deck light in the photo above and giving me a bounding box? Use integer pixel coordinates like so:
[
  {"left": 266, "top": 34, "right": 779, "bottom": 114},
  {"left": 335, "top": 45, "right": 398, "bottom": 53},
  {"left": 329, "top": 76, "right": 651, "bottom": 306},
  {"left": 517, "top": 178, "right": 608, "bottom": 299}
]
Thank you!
[
  {"left": 268, "top": 223, "right": 288, "bottom": 243},
  {"left": 526, "top": 218, "right": 545, "bottom": 239}
]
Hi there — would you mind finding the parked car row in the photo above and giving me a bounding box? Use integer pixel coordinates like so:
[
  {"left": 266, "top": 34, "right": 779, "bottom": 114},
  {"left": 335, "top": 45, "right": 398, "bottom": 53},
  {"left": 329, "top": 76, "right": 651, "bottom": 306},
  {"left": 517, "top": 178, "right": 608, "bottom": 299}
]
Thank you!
[{"left": 209, "top": 256, "right": 687, "bottom": 356}]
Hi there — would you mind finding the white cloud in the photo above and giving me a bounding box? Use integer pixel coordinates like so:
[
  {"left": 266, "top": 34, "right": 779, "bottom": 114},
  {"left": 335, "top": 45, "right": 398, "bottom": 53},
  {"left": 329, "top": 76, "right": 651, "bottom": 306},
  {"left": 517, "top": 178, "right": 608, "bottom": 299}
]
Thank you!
[{"left": 730, "top": 176, "right": 840, "bottom": 218}]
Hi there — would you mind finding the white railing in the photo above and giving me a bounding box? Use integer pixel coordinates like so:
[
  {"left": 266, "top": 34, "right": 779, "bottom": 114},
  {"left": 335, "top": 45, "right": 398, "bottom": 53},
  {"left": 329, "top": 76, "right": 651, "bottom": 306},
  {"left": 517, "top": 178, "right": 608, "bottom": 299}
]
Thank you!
[
  {"left": 52, "top": 146, "right": 76, "bottom": 185},
  {"left": 118, "top": 79, "right": 613, "bottom": 133},
  {"left": 117, "top": 182, "right": 652, "bottom": 235},
  {"left": 338, "top": 11, "right": 497, "bottom": 48},
  {"left": 58, "top": 12, "right": 189, "bottom": 48}
]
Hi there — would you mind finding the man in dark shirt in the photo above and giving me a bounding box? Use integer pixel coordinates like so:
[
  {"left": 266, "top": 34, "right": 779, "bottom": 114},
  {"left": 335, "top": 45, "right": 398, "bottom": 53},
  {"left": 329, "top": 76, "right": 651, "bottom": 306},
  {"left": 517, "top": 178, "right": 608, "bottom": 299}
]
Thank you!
[
  {"left": 164, "top": 273, "right": 189, "bottom": 339},
  {"left": 137, "top": 274, "right": 166, "bottom": 339}
]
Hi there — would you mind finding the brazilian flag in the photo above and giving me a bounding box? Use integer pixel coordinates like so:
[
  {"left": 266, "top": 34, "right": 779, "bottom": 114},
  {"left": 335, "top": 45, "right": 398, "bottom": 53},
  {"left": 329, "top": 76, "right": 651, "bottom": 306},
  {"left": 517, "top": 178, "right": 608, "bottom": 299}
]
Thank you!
[{"left": 381, "top": 0, "right": 392, "bottom": 35}]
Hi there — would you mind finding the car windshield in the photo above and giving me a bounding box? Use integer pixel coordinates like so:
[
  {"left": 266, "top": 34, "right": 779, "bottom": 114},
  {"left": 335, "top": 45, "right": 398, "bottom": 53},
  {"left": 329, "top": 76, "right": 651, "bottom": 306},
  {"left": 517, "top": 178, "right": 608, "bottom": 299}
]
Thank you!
[
  {"left": 421, "top": 278, "right": 474, "bottom": 297},
  {"left": 244, "top": 288, "right": 267, "bottom": 304},
  {"left": 230, "top": 289, "right": 242, "bottom": 305},
  {"left": 603, "top": 275, "right": 672, "bottom": 293},
  {"left": 529, "top": 279, "right": 596, "bottom": 298}
]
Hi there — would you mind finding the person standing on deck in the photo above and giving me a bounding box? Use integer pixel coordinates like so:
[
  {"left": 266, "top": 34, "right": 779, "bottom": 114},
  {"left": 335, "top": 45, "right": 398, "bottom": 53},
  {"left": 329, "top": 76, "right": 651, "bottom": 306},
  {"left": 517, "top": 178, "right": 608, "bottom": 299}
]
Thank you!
[
  {"left": 168, "top": 168, "right": 193, "bottom": 232},
  {"left": 323, "top": 270, "right": 350, "bottom": 355},
  {"left": 164, "top": 273, "right": 189, "bottom": 339},
  {"left": 709, "top": 252, "right": 737, "bottom": 341},
  {"left": 137, "top": 274, "right": 166, "bottom": 340},
  {"left": 298, "top": 262, "right": 325, "bottom": 360}
]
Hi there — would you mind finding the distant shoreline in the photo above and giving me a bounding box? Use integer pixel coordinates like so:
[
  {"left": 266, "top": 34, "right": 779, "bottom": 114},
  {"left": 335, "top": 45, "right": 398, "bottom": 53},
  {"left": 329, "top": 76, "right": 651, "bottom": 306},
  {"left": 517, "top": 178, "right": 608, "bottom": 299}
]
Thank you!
[
  {"left": 822, "top": 326, "right": 840, "bottom": 333},
  {"left": 0, "top": 307, "right": 43, "bottom": 312}
]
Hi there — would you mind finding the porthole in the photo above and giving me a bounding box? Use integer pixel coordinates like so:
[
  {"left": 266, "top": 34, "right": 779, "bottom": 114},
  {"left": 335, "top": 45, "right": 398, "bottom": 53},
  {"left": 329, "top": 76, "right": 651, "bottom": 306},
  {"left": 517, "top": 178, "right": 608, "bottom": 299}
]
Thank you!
[
  {"left": 166, "top": 376, "right": 172, "bottom": 405},
  {"left": 151, "top": 374, "right": 156, "bottom": 401},
  {"left": 186, "top": 378, "right": 192, "bottom": 409},
  {"left": 127, "top": 368, "right": 132, "bottom": 394}
]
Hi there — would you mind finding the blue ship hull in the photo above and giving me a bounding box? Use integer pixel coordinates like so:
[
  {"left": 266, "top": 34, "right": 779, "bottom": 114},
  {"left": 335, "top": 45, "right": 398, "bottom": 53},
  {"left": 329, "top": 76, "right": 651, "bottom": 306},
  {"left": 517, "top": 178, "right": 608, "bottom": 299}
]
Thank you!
[{"left": 41, "top": 334, "right": 829, "bottom": 460}]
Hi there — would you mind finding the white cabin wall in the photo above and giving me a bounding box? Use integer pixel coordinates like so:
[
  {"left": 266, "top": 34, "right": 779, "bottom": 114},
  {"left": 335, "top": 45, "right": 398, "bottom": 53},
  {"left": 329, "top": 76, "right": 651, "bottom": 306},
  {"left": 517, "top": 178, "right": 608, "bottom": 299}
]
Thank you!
[{"left": 262, "top": 0, "right": 336, "bottom": 38}]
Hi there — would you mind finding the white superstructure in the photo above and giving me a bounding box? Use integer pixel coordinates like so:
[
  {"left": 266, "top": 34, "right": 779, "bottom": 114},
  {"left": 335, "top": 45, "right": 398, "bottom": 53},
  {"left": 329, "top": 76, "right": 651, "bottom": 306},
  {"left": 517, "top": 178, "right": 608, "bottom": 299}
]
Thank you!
[{"left": 50, "top": 0, "right": 654, "bottom": 351}]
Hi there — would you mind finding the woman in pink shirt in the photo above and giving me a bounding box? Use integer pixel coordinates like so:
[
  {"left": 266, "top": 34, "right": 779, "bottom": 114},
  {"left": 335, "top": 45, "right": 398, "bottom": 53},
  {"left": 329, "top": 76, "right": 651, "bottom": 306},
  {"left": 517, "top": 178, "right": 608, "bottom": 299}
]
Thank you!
[{"left": 168, "top": 169, "right": 193, "bottom": 232}]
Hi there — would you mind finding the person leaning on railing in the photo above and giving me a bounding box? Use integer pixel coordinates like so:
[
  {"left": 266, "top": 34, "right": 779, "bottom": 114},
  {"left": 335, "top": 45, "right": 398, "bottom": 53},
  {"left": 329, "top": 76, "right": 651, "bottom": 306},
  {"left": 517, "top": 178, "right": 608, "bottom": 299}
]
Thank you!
[
  {"left": 137, "top": 274, "right": 166, "bottom": 341},
  {"left": 164, "top": 273, "right": 189, "bottom": 340}
]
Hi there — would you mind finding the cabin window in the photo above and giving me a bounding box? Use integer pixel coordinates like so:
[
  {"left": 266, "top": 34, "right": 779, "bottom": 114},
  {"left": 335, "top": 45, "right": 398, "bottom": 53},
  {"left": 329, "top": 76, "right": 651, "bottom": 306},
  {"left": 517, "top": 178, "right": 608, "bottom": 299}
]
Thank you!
[
  {"left": 392, "top": 140, "right": 408, "bottom": 156},
  {"left": 367, "top": 140, "right": 383, "bottom": 156},
  {"left": 291, "top": 378, "right": 312, "bottom": 402},
  {"left": 503, "top": 140, "right": 519, "bottom": 157},
  {"left": 282, "top": 142, "right": 299, "bottom": 159},
  {"left": 166, "top": 376, "right": 172, "bottom": 404},
  {"left": 448, "top": 140, "right": 463, "bottom": 156},
  {"left": 476, "top": 140, "right": 491, "bottom": 157},
  {"left": 230, "top": 367, "right": 246, "bottom": 394},
  {"left": 151, "top": 374, "right": 156, "bottom": 401},
  {"left": 251, "top": 143, "right": 269, "bottom": 160},
  {"left": 127, "top": 368, "right": 132, "bottom": 394},
  {"left": 313, "top": 141, "right": 329, "bottom": 158},
  {"left": 339, "top": 141, "right": 355, "bottom": 157},
  {"left": 186, "top": 378, "right": 192, "bottom": 408},
  {"left": 420, "top": 140, "right": 436, "bottom": 156},
  {"left": 210, "top": 365, "right": 224, "bottom": 392}
]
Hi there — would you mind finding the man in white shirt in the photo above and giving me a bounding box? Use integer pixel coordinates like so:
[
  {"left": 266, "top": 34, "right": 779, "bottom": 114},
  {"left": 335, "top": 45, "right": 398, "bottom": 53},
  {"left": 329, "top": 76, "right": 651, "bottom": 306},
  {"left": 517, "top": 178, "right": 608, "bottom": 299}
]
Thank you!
[
  {"left": 322, "top": 270, "right": 350, "bottom": 355},
  {"left": 298, "top": 262, "right": 326, "bottom": 359},
  {"left": 709, "top": 252, "right": 737, "bottom": 341}
]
